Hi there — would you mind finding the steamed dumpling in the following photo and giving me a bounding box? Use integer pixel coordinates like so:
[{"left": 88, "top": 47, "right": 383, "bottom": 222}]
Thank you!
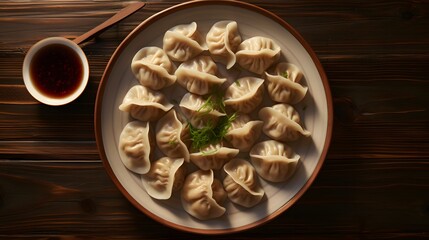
[
  {"left": 156, "top": 110, "right": 190, "bottom": 162},
  {"left": 141, "top": 157, "right": 186, "bottom": 200},
  {"left": 265, "top": 62, "right": 307, "bottom": 103},
  {"left": 249, "top": 140, "right": 299, "bottom": 182},
  {"left": 179, "top": 92, "right": 226, "bottom": 128},
  {"left": 118, "top": 121, "right": 152, "bottom": 174},
  {"left": 224, "top": 77, "right": 264, "bottom": 113},
  {"left": 163, "top": 22, "right": 207, "bottom": 62},
  {"left": 236, "top": 36, "right": 281, "bottom": 74},
  {"left": 181, "top": 169, "right": 226, "bottom": 220},
  {"left": 225, "top": 114, "right": 263, "bottom": 151},
  {"left": 131, "top": 47, "right": 176, "bottom": 90},
  {"left": 119, "top": 85, "right": 173, "bottom": 121},
  {"left": 211, "top": 178, "right": 227, "bottom": 204},
  {"left": 190, "top": 143, "right": 239, "bottom": 170},
  {"left": 259, "top": 103, "right": 310, "bottom": 142},
  {"left": 206, "top": 20, "right": 242, "bottom": 69},
  {"left": 175, "top": 55, "right": 227, "bottom": 95},
  {"left": 223, "top": 158, "right": 264, "bottom": 207}
]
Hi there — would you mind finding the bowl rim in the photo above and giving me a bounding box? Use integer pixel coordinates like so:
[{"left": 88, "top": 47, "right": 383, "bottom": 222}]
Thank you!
[
  {"left": 22, "top": 37, "right": 89, "bottom": 106},
  {"left": 94, "top": 0, "right": 333, "bottom": 235}
]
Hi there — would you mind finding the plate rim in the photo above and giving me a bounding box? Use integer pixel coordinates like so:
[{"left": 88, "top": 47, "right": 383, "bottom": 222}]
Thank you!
[{"left": 94, "top": 0, "right": 333, "bottom": 235}]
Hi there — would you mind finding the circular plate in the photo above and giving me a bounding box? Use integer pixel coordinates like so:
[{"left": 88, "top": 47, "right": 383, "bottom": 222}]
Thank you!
[{"left": 95, "top": 0, "right": 333, "bottom": 234}]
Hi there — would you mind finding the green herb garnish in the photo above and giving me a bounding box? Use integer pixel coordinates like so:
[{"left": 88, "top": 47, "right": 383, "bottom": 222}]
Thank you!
[
  {"left": 168, "top": 138, "right": 178, "bottom": 146},
  {"left": 281, "top": 71, "right": 289, "bottom": 79},
  {"left": 198, "top": 96, "right": 215, "bottom": 114},
  {"left": 188, "top": 113, "right": 237, "bottom": 151},
  {"left": 188, "top": 89, "right": 237, "bottom": 151},
  {"left": 201, "top": 148, "right": 219, "bottom": 156},
  {"left": 197, "top": 91, "right": 226, "bottom": 114},
  {"left": 214, "top": 112, "right": 237, "bottom": 141},
  {"left": 234, "top": 79, "right": 241, "bottom": 87},
  {"left": 188, "top": 121, "right": 215, "bottom": 151}
]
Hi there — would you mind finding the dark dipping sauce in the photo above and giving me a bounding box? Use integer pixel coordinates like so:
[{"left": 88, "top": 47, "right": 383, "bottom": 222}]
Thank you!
[{"left": 30, "top": 44, "right": 83, "bottom": 98}]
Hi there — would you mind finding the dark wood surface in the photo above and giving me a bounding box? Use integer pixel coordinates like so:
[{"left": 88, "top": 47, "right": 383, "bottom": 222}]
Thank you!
[{"left": 1, "top": 0, "right": 428, "bottom": 239}]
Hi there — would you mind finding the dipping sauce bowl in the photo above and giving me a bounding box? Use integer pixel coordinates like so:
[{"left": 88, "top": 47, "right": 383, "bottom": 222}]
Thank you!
[
  {"left": 22, "top": 37, "right": 89, "bottom": 106},
  {"left": 21, "top": 2, "right": 145, "bottom": 106}
]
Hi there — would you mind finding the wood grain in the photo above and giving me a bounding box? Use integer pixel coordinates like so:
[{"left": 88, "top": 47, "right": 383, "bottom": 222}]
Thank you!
[
  {"left": 0, "top": 0, "right": 428, "bottom": 239},
  {"left": 0, "top": 161, "right": 427, "bottom": 238}
]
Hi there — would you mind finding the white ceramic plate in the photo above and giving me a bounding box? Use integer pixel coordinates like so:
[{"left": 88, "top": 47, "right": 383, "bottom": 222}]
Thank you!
[{"left": 95, "top": 0, "right": 333, "bottom": 234}]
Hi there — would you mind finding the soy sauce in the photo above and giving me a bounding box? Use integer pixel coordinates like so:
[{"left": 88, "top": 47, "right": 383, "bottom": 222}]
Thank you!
[{"left": 30, "top": 44, "right": 83, "bottom": 98}]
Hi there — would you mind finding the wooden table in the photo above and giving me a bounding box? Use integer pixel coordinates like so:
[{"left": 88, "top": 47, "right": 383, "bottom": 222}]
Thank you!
[{"left": 1, "top": 0, "right": 428, "bottom": 239}]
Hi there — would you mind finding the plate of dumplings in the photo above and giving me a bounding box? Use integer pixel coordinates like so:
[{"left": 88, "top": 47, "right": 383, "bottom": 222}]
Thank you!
[{"left": 95, "top": 0, "right": 333, "bottom": 234}]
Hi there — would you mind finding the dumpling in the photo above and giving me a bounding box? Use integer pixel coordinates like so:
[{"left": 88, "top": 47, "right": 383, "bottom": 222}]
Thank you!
[
  {"left": 264, "top": 62, "right": 307, "bottom": 103},
  {"left": 206, "top": 21, "right": 242, "bottom": 69},
  {"left": 180, "top": 123, "right": 192, "bottom": 150},
  {"left": 224, "top": 77, "right": 264, "bottom": 113},
  {"left": 211, "top": 178, "right": 227, "bottom": 205},
  {"left": 175, "top": 55, "right": 227, "bottom": 95},
  {"left": 223, "top": 158, "right": 264, "bottom": 207},
  {"left": 119, "top": 85, "right": 173, "bottom": 121},
  {"left": 141, "top": 157, "right": 186, "bottom": 200},
  {"left": 163, "top": 22, "right": 207, "bottom": 62},
  {"left": 236, "top": 36, "right": 281, "bottom": 74},
  {"left": 179, "top": 92, "right": 225, "bottom": 128},
  {"left": 224, "top": 114, "right": 263, "bottom": 151},
  {"left": 190, "top": 143, "right": 239, "bottom": 170},
  {"left": 249, "top": 140, "right": 300, "bottom": 182},
  {"left": 259, "top": 103, "right": 310, "bottom": 142},
  {"left": 156, "top": 110, "right": 190, "bottom": 162},
  {"left": 181, "top": 169, "right": 226, "bottom": 220},
  {"left": 131, "top": 47, "right": 176, "bottom": 90},
  {"left": 118, "top": 121, "right": 152, "bottom": 174}
]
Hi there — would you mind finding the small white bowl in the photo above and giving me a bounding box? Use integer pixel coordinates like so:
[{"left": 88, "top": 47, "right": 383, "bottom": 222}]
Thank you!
[{"left": 22, "top": 37, "right": 89, "bottom": 106}]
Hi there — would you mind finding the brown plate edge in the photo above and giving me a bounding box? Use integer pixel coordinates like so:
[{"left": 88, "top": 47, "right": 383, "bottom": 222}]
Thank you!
[{"left": 94, "top": 0, "right": 334, "bottom": 235}]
